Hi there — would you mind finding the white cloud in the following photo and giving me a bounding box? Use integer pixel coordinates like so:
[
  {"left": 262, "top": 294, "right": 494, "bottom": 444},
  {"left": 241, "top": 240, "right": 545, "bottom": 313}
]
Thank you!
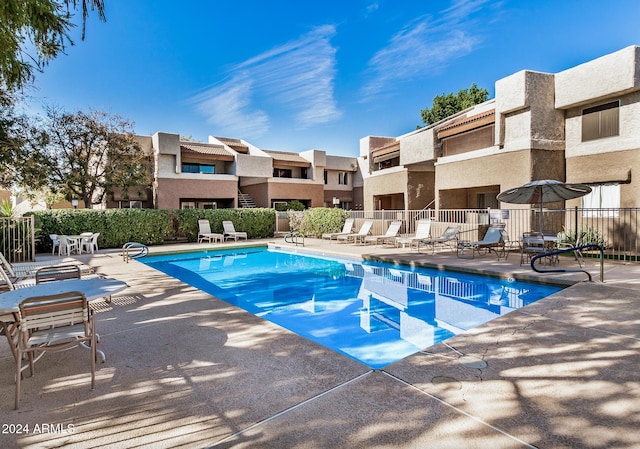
[
  {"left": 192, "top": 72, "right": 269, "bottom": 138},
  {"left": 361, "top": 0, "right": 493, "bottom": 99},
  {"left": 191, "top": 25, "right": 341, "bottom": 138}
]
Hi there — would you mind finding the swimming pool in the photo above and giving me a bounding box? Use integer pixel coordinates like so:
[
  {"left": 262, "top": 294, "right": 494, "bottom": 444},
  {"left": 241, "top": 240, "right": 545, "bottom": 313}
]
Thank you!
[{"left": 140, "top": 247, "right": 562, "bottom": 369}]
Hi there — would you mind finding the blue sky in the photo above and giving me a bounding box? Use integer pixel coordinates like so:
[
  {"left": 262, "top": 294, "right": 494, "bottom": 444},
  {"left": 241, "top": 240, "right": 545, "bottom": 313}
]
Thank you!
[{"left": 27, "top": 0, "right": 640, "bottom": 156}]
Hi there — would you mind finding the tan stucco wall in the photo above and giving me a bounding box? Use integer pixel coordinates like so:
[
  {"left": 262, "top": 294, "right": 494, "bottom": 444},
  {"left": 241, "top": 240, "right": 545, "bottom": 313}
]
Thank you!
[
  {"left": 564, "top": 91, "right": 640, "bottom": 159},
  {"left": 436, "top": 149, "right": 565, "bottom": 208},
  {"left": 400, "top": 127, "right": 437, "bottom": 165},
  {"left": 555, "top": 45, "right": 640, "bottom": 109},
  {"left": 566, "top": 150, "right": 639, "bottom": 208},
  {"left": 363, "top": 170, "right": 408, "bottom": 210},
  {"left": 407, "top": 171, "right": 435, "bottom": 210},
  {"left": 241, "top": 183, "right": 269, "bottom": 208},
  {"left": 156, "top": 178, "right": 237, "bottom": 209},
  {"left": 268, "top": 182, "right": 324, "bottom": 207},
  {"left": 496, "top": 70, "right": 564, "bottom": 152}
]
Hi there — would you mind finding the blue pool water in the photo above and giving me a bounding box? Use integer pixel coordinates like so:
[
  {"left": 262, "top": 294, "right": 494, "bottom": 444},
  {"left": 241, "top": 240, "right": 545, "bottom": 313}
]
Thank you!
[{"left": 140, "top": 248, "right": 562, "bottom": 369}]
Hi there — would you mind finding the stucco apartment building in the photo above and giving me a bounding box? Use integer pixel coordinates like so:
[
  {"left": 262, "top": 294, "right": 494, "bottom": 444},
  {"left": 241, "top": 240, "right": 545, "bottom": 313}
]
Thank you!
[
  {"left": 15, "top": 45, "right": 636, "bottom": 216},
  {"left": 359, "top": 45, "right": 640, "bottom": 215},
  {"left": 123, "top": 133, "right": 362, "bottom": 211}
]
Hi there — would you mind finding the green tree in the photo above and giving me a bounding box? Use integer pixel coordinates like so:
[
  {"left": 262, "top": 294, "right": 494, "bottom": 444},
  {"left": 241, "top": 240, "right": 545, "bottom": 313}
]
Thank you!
[
  {"left": 0, "top": 92, "right": 33, "bottom": 188},
  {"left": 0, "top": 0, "right": 106, "bottom": 92},
  {"left": 18, "top": 108, "right": 150, "bottom": 208},
  {"left": 419, "top": 83, "right": 490, "bottom": 126}
]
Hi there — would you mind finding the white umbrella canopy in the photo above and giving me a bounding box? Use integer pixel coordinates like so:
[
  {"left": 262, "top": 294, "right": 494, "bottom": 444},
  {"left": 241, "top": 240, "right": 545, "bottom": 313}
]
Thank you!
[{"left": 496, "top": 180, "right": 592, "bottom": 233}]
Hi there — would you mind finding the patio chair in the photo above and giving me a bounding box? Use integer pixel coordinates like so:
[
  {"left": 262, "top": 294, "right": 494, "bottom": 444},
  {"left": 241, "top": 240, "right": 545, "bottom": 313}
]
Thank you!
[
  {"left": 456, "top": 225, "right": 505, "bottom": 259},
  {"left": 321, "top": 218, "right": 355, "bottom": 241},
  {"left": 557, "top": 231, "right": 586, "bottom": 267},
  {"left": 417, "top": 226, "right": 460, "bottom": 254},
  {"left": 364, "top": 220, "right": 402, "bottom": 246},
  {"left": 395, "top": 219, "right": 431, "bottom": 249},
  {"left": 58, "top": 235, "right": 79, "bottom": 256},
  {"left": 222, "top": 220, "right": 248, "bottom": 241},
  {"left": 198, "top": 220, "right": 222, "bottom": 243},
  {"left": 80, "top": 232, "right": 100, "bottom": 254},
  {"left": 520, "top": 231, "right": 545, "bottom": 265},
  {"left": 35, "top": 264, "right": 81, "bottom": 284},
  {"left": 337, "top": 220, "right": 373, "bottom": 244},
  {"left": 15, "top": 291, "right": 97, "bottom": 409},
  {"left": 49, "top": 234, "right": 60, "bottom": 255}
]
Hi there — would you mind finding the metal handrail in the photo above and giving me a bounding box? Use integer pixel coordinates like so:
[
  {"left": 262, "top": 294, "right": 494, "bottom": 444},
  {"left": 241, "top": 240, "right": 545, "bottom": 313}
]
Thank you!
[
  {"left": 530, "top": 244, "right": 604, "bottom": 282},
  {"left": 122, "top": 242, "right": 149, "bottom": 263}
]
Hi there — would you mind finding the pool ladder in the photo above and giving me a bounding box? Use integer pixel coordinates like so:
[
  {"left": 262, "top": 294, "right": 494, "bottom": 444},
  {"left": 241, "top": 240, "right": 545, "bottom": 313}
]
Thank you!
[{"left": 122, "top": 242, "right": 149, "bottom": 263}]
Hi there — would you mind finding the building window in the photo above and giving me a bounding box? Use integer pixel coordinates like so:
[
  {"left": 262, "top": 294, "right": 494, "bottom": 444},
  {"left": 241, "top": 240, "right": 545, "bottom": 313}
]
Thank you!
[
  {"left": 273, "top": 168, "right": 292, "bottom": 178},
  {"left": 582, "top": 184, "right": 620, "bottom": 217},
  {"left": 182, "top": 162, "right": 215, "bottom": 174},
  {"left": 301, "top": 167, "right": 308, "bottom": 179},
  {"left": 324, "top": 170, "right": 328, "bottom": 184},
  {"left": 582, "top": 101, "right": 619, "bottom": 142},
  {"left": 338, "top": 172, "right": 348, "bottom": 185}
]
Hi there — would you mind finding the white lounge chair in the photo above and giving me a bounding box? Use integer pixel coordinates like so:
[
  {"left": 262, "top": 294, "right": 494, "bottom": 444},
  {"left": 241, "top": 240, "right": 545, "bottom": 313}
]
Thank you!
[
  {"left": 321, "top": 218, "right": 355, "bottom": 241},
  {"left": 364, "top": 220, "right": 402, "bottom": 246},
  {"left": 222, "top": 221, "right": 248, "bottom": 241},
  {"left": 337, "top": 220, "right": 373, "bottom": 245},
  {"left": 198, "top": 220, "right": 222, "bottom": 243},
  {"left": 395, "top": 219, "right": 431, "bottom": 248}
]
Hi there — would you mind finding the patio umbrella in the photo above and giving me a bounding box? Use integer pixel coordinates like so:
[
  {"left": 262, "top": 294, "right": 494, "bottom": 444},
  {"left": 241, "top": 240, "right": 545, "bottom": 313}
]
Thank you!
[{"left": 496, "top": 180, "right": 592, "bottom": 233}]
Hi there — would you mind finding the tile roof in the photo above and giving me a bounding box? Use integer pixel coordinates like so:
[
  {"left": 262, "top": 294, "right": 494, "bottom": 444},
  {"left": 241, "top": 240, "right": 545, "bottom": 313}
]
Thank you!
[
  {"left": 262, "top": 150, "right": 311, "bottom": 168},
  {"left": 437, "top": 109, "right": 495, "bottom": 139},
  {"left": 180, "top": 143, "right": 235, "bottom": 161}
]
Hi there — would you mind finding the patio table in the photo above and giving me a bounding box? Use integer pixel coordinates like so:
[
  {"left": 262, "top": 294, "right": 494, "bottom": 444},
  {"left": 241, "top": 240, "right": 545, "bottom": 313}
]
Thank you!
[
  {"left": 0, "top": 278, "right": 128, "bottom": 314},
  {"left": 0, "top": 278, "right": 128, "bottom": 365}
]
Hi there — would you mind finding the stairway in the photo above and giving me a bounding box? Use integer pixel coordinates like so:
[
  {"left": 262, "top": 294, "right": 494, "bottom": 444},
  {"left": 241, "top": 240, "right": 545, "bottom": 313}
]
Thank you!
[{"left": 238, "top": 191, "right": 257, "bottom": 208}]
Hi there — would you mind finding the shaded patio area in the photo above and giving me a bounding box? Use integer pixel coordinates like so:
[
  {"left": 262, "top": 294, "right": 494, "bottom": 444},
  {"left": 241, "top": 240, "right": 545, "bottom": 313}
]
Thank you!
[{"left": 0, "top": 239, "right": 638, "bottom": 448}]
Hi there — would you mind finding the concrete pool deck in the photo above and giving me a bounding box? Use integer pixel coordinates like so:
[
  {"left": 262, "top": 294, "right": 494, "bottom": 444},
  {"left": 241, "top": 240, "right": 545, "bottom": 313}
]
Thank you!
[{"left": 1, "top": 238, "right": 639, "bottom": 448}]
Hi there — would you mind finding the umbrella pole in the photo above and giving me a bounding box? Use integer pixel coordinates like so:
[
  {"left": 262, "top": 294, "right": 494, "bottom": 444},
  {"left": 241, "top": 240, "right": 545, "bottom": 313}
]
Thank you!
[{"left": 539, "top": 188, "right": 544, "bottom": 234}]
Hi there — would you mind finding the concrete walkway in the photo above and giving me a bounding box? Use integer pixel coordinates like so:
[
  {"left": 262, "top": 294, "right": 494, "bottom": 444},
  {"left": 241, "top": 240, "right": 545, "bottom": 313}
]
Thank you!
[{"left": 0, "top": 239, "right": 638, "bottom": 448}]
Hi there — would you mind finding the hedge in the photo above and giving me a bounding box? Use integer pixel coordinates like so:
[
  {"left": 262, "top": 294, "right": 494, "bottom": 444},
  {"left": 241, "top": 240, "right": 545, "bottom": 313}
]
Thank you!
[{"left": 29, "top": 208, "right": 276, "bottom": 253}]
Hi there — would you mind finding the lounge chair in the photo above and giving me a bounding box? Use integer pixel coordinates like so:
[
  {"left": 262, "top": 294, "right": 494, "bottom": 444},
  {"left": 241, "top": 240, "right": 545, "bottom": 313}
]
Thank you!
[
  {"left": 222, "top": 220, "right": 248, "bottom": 241},
  {"left": 0, "top": 263, "right": 33, "bottom": 290},
  {"left": 364, "top": 220, "right": 402, "bottom": 246},
  {"left": 417, "top": 226, "right": 460, "bottom": 254},
  {"left": 456, "top": 225, "right": 505, "bottom": 259},
  {"left": 0, "top": 252, "right": 95, "bottom": 280},
  {"left": 198, "top": 220, "right": 223, "bottom": 243},
  {"left": 321, "top": 218, "right": 355, "bottom": 241},
  {"left": 337, "top": 220, "right": 373, "bottom": 244},
  {"left": 395, "top": 219, "right": 431, "bottom": 249}
]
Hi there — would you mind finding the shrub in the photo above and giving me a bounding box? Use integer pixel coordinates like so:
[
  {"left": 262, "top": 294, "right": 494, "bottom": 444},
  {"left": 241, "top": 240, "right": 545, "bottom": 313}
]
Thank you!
[
  {"left": 275, "top": 200, "right": 306, "bottom": 211},
  {"left": 288, "top": 207, "right": 349, "bottom": 237},
  {"left": 29, "top": 208, "right": 277, "bottom": 252},
  {"left": 557, "top": 227, "right": 607, "bottom": 248}
]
